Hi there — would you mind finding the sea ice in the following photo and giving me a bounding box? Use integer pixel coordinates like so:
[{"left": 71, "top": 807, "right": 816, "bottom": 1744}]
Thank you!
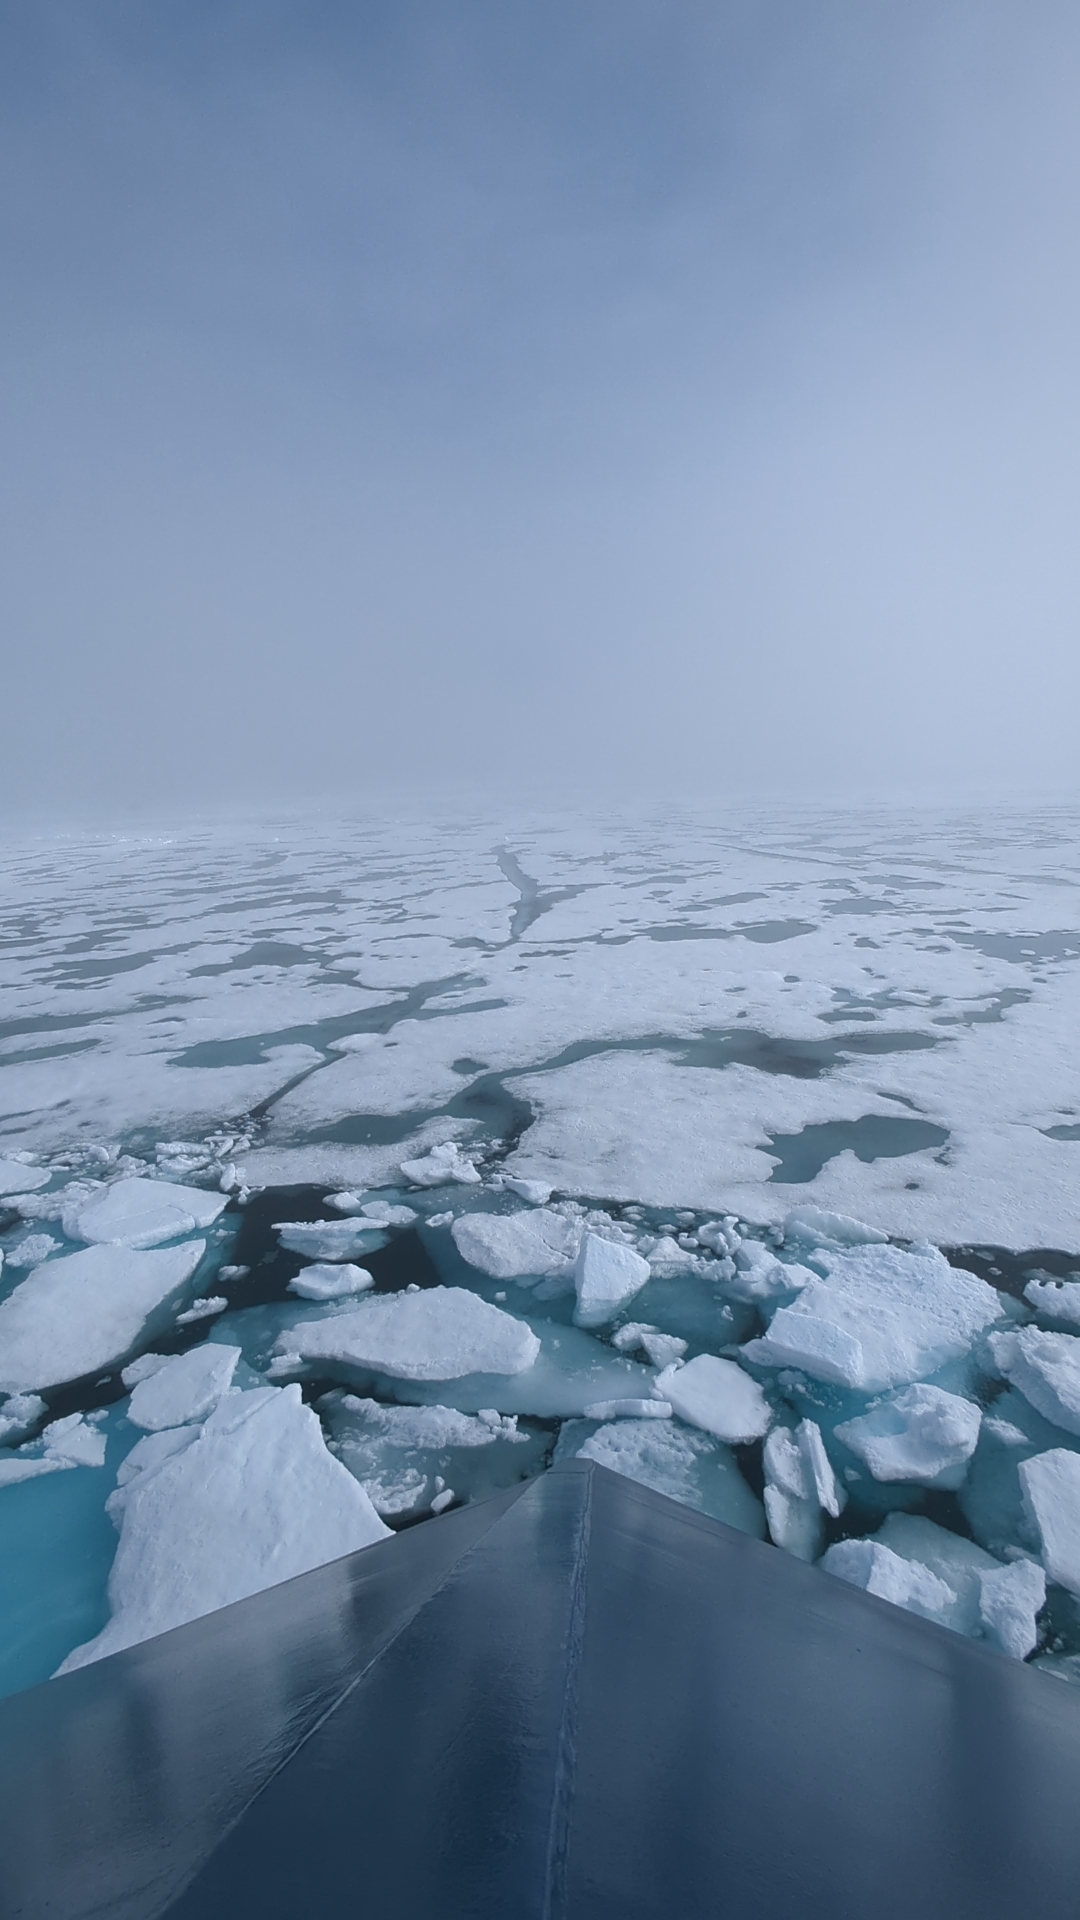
[
  {"left": 1023, "top": 1275, "right": 1080, "bottom": 1329},
  {"left": 57, "top": 1385, "right": 391, "bottom": 1670},
  {"left": 0, "top": 1241, "right": 206, "bottom": 1393},
  {"left": 66, "top": 1178, "right": 228, "bottom": 1248},
  {"left": 762, "top": 1419, "right": 843, "bottom": 1560},
  {"left": 989, "top": 1328, "right": 1080, "bottom": 1436},
  {"left": 0, "top": 1160, "right": 49, "bottom": 1196},
  {"left": 822, "top": 1537, "right": 959, "bottom": 1627},
  {"left": 274, "top": 1219, "right": 387, "bottom": 1261},
  {"left": 451, "top": 1208, "right": 581, "bottom": 1281},
  {"left": 288, "top": 1262, "right": 374, "bottom": 1301},
  {"left": 5, "top": 1233, "right": 61, "bottom": 1268},
  {"left": 742, "top": 1242, "right": 1003, "bottom": 1392},
  {"left": 321, "top": 1393, "right": 544, "bottom": 1519},
  {"left": 977, "top": 1558, "right": 1046, "bottom": 1661},
  {"left": 0, "top": 1393, "right": 46, "bottom": 1445},
  {"left": 583, "top": 1398, "right": 672, "bottom": 1420},
  {"left": 279, "top": 1286, "right": 541, "bottom": 1382},
  {"left": 398, "top": 1141, "right": 481, "bottom": 1187},
  {"left": 834, "top": 1384, "right": 982, "bottom": 1489},
  {"left": 725, "top": 1240, "right": 815, "bottom": 1304},
  {"left": 611, "top": 1323, "right": 688, "bottom": 1368},
  {"left": 783, "top": 1207, "right": 889, "bottom": 1249},
  {"left": 653, "top": 1354, "right": 771, "bottom": 1443},
  {"left": 126, "top": 1343, "right": 241, "bottom": 1431},
  {"left": 1019, "top": 1449, "right": 1080, "bottom": 1597},
  {"left": 555, "top": 1415, "right": 766, "bottom": 1535},
  {"left": 504, "top": 1178, "right": 553, "bottom": 1205},
  {"left": 573, "top": 1232, "right": 651, "bottom": 1329}
]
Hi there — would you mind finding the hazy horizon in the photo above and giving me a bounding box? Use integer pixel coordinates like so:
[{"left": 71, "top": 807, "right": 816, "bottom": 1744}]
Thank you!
[{"left": 4, "top": 1, "right": 1080, "bottom": 820}]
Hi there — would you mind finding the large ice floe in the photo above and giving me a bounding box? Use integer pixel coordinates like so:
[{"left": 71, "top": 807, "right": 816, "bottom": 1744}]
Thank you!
[{"left": 4, "top": 803, "right": 1080, "bottom": 1694}]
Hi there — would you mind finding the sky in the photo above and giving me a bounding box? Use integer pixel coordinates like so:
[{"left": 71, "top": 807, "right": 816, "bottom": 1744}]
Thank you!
[{"left": 2, "top": 0, "right": 1079, "bottom": 819}]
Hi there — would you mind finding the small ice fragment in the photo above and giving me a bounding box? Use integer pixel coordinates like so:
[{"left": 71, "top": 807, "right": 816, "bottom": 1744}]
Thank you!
[
  {"left": 399, "top": 1141, "right": 481, "bottom": 1187},
  {"left": 505, "top": 1178, "right": 554, "bottom": 1205},
  {"left": 218, "top": 1265, "right": 249, "bottom": 1282},
  {"left": 274, "top": 1220, "right": 385, "bottom": 1261},
  {"left": 176, "top": 1296, "right": 228, "bottom": 1325},
  {"left": 67, "top": 1177, "right": 228, "bottom": 1248},
  {"left": 326, "top": 1191, "right": 363, "bottom": 1214},
  {"left": 573, "top": 1233, "right": 650, "bottom": 1329},
  {"left": 122, "top": 1352, "right": 169, "bottom": 1388},
  {"left": 763, "top": 1428, "right": 822, "bottom": 1561},
  {"left": 989, "top": 1327, "right": 1080, "bottom": 1436},
  {"left": 360, "top": 1201, "right": 418, "bottom": 1226},
  {"left": 0, "top": 1160, "right": 49, "bottom": 1196},
  {"left": 835, "top": 1384, "right": 982, "bottom": 1489},
  {"left": 430, "top": 1488, "right": 455, "bottom": 1514},
  {"left": 6, "top": 1233, "right": 61, "bottom": 1268},
  {"left": 42, "top": 1411, "right": 107, "bottom": 1469},
  {"left": 821, "top": 1537, "right": 959, "bottom": 1627},
  {"left": 279, "top": 1286, "right": 541, "bottom": 1382},
  {"left": 726, "top": 1241, "right": 815, "bottom": 1304},
  {"left": 584, "top": 1399, "right": 672, "bottom": 1420},
  {"left": 977, "top": 1559, "right": 1045, "bottom": 1660},
  {"left": 654, "top": 1354, "right": 771, "bottom": 1443},
  {"left": 645, "top": 1235, "right": 701, "bottom": 1275},
  {"left": 1019, "top": 1449, "right": 1080, "bottom": 1596},
  {"left": 452, "top": 1209, "right": 581, "bottom": 1281},
  {"left": 127, "top": 1344, "right": 241, "bottom": 1431},
  {"left": 426, "top": 1212, "right": 454, "bottom": 1229},
  {"left": 798, "top": 1417, "right": 844, "bottom": 1517},
  {"left": 0, "top": 1392, "right": 46, "bottom": 1445},
  {"left": 288, "top": 1262, "right": 374, "bottom": 1302},
  {"left": 1023, "top": 1274, "right": 1080, "bottom": 1329}
]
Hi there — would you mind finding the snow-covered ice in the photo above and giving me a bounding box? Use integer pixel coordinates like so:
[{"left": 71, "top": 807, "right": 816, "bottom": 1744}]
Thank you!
[
  {"left": 66, "top": 1177, "right": 228, "bottom": 1248},
  {"left": 834, "top": 1384, "right": 982, "bottom": 1488},
  {"left": 555, "top": 1415, "right": 766, "bottom": 1535},
  {"left": 0, "top": 1241, "right": 206, "bottom": 1393},
  {"left": 573, "top": 1232, "right": 651, "bottom": 1328},
  {"left": 451, "top": 1208, "right": 581, "bottom": 1281},
  {"left": 763, "top": 1420, "right": 843, "bottom": 1560},
  {"left": 0, "top": 1160, "right": 49, "bottom": 1196},
  {"left": 989, "top": 1328, "right": 1080, "bottom": 1436},
  {"left": 57, "top": 1385, "right": 391, "bottom": 1671},
  {"left": 279, "top": 1286, "right": 542, "bottom": 1382},
  {"left": 822, "top": 1537, "right": 960, "bottom": 1628},
  {"left": 274, "top": 1219, "right": 387, "bottom": 1261},
  {"left": 321, "top": 1393, "right": 545, "bottom": 1519},
  {"left": 742, "top": 1242, "right": 1003, "bottom": 1392},
  {"left": 288, "top": 1261, "right": 374, "bottom": 1301},
  {"left": 1023, "top": 1274, "right": 1080, "bottom": 1328},
  {"left": 654, "top": 1354, "right": 771, "bottom": 1443},
  {"left": 126, "top": 1344, "right": 241, "bottom": 1430},
  {"left": 1019, "top": 1449, "right": 1080, "bottom": 1597}
]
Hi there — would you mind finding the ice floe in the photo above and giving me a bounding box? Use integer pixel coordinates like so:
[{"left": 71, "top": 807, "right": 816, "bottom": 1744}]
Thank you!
[
  {"left": 399, "top": 1141, "right": 481, "bottom": 1187},
  {"left": 0, "top": 1160, "right": 49, "bottom": 1196},
  {"left": 321, "top": 1393, "right": 546, "bottom": 1519},
  {"left": 450, "top": 1207, "right": 581, "bottom": 1281},
  {"left": 57, "top": 1385, "right": 390, "bottom": 1670},
  {"left": 725, "top": 1240, "right": 815, "bottom": 1304},
  {"left": 0, "top": 1241, "right": 206, "bottom": 1393},
  {"left": 288, "top": 1262, "right": 374, "bottom": 1301},
  {"left": 1023, "top": 1274, "right": 1080, "bottom": 1328},
  {"left": 274, "top": 1219, "right": 387, "bottom": 1261},
  {"left": 125, "top": 1344, "right": 241, "bottom": 1431},
  {"left": 555, "top": 1415, "right": 766, "bottom": 1535},
  {"left": 989, "top": 1327, "right": 1080, "bottom": 1436},
  {"left": 1019, "top": 1449, "right": 1080, "bottom": 1597},
  {"left": 742, "top": 1242, "right": 1003, "bottom": 1392},
  {"left": 65, "top": 1177, "right": 228, "bottom": 1248},
  {"left": 834, "top": 1384, "right": 982, "bottom": 1489},
  {"left": 653, "top": 1354, "right": 771, "bottom": 1444},
  {"left": 573, "top": 1233, "right": 651, "bottom": 1328},
  {"left": 278, "top": 1286, "right": 542, "bottom": 1382}
]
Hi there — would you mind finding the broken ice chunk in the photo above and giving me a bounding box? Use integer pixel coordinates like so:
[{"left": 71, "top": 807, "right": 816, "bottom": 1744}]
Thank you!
[
  {"left": 279, "top": 1286, "right": 541, "bottom": 1382},
  {"left": 821, "top": 1538, "right": 958, "bottom": 1628},
  {"left": 1019, "top": 1449, "right": 1080, "bottom": 1597},
  {"left": 989, "top": 1327, "right": 1080, "bottom": 1436},
  {"left": 274, "top": 1220, "right": 387, "bottom": 1261},
  {"left": 977, "top": 1559, "right": 1045, "bottom": 1661},
  {"left": 288, "top": 1262, "right": 374, "bottom": 1302},
  {"left": 320, "top": 1393, "right": 544, "bottom": 1519},
  {"left": 1023, "top": 1274, "right": 1080, "bottom": 1329},
  {"left": 835, "top": 1384, "right": 982, "bottom": 1489},
  {"left": 798, "top": 1417, "right": 844, "bottom": 1517},
  {"left": 505, "top": 1178, "right": 554, "bottom": 1205},
  {"left": 126, "top": 1343, "right": 241, "bottom": 1431},
  {"left": 583, "top": 1398, "right": 672, "bottom": 1420},
  {"left": 555, "top": 1416, "right": 765, "bottom": 1535},
  {"left": 783, "top": 1207, "right": 889, "bottom": 1249},
  {"left": 175, "top": 1295, "right": 228, "bottom": 1325},
  {"left": 398, "top": 1141, "right": 481, "bottom": 1187},
  {"left": 0, "top": 1160, "right": 49, "bottom": 1196},
  {"left": 66, "top": 1177, "right": 228, "bottom": 1249},
  {"left": 725, "top": 1240, "right": 815, "bottom": 1304},
  {"left": 763, "top": 1419, "right": 843, "bottom": 1560},
  {"left": 430, "top": 1487, "right": 454, "bottom": 1514},
  {"left": 5, "top": 1233, "right": 61, "bottom": 1268},
  {"left": 0, "top": 1393, "right": 46, "bottom": 1446},
  {"left": 57, "top": 1385, "right": 391, "bottom": 1671},
  {"left": 742, "top": 1242, "right": 1003, "bottom": 1392},
  {"left": 573, "top": 1233, "right": 651, "bottom": 1329},
  {"left": 359, "top": 1201, "right": 418, "bottom": 1227},
  {"left": 0, "top": 1241, "right": 207, "bottom": 1394},
  {"left": 654, "top": 1354, "right": 771, "bottom": 1444},
  {"left": 451, "top": 1208, "right": 581, "bottom": 1281}
]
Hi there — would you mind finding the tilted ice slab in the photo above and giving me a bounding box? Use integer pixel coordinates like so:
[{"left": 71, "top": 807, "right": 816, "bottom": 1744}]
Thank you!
[
  {"left": 0, "top": 1410, "right": 108, "bottom": 1486},
  {"left": 989, "top": 1328, "right": 1080, "bottom": 1437},
  {"left": 451, "top": 1208, "right": 581, "bottom": 1281},
  {"left": 573, "top": 1233, "right": 651, "bottom": 1329},
  {"left": 725, "top": 1240, "right": 816, "bottom": 1304},
  {"left": 279, "top": 1287, "right": 541, "bottom": 1382},
  {"left": 555, "top": 1415, "right": 766, "bottom": 1537},
  {"left": 57, "top": 1385, "right": 391, "bottom": 1671},
  {"left": 763, "top": 1419, "right": 844, "bottom": 1561},
  {"left": 822, "top": 1538, "right": 964, "bottom": 1629},
  {"left": 1024, "top": 1276, "right": 1080, "bottom": 1329},
  {"left": 66, "top": 1177, "right": 228, "bottom": 1248},
  {"left": 322, "top": 1393, "right": 544, "bottom": 1520},
  {"left": 825, "top": 1513, "right": 1044, "bottom": 1659},
  {"left": 834, "top": 1384, "right": 982, "bottom": 1489},
  {"left": 0, "top": 1160, "right": 49, "bottom": 1196},
  {"left": 1020, "top": 1449, "right": 1080, "bottom": 1598},
  {"left": 124, "top": 1344, "right": 241, "bottom": 1431},
  {"left": 275, "top": 1220, "right": 387, "bottom": 1262},
  {"left": 654, "top": 1354, "right": 771, "bottom": 1444},
  {"left": 742, "top": 1242, "right": 1004, "bottom": 1393},
  {"left": 0, "top": 1241, "right": 206, "bottom": 1394}
]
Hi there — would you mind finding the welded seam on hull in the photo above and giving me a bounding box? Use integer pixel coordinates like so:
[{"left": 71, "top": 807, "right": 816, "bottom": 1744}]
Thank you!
[{"left": 541, "top": 1463, "right": 593, "bottom": 1920}]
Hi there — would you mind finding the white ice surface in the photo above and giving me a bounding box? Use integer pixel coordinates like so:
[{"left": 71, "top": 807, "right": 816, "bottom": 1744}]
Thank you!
[
  {"left": 126, "top": 1343, "right": 241, "bottom": 1431},
  {"left": 1024, "top": 1276, "right": 1080, "bottom": 1328},
  {"left": 0, "top": 1161, "right": 49, "bottom": 1195},
  {"left": 977, "top": 1559, "right": 1046, "bottom": 1661},
  {"left": 288, "top": 1262, "right": 375, "bottom": 1301},
  {"left": 280, "top": 1286, "right": 541, "bottom": 1382},
  {"left": 58, "top": 1385, "right": 391, "bottom": 1670},
  {"left": 1019, "top": 1449, "right": 1080, "bottom": 1597},
  {"left": 726, "top": 1241, "right": 815, "bottom": 1303},
  {"left": 573, "top": 1233, "right": 651, "bottom": 1328},
  {"left": 274, "top": 1219, "right": 387, "bottom": 1261},
  {"left": 821, "top": 1538, "right": 959, "bottom": 1628},
  {"left": 0, "top": 1241, "right": 206, "bottom": 1393},
  {"left": 450, "top": 1208, "right": 581, "bottom": 1281},
  {"left": 555, "top": 1415, "right": 766, "bottom": 1535},
  {"left": 654, "top": 1354, "right": 771, "bottom": 1443},
  {"left": 834, "top": 1384, "right": 982, "bottom": 1488},
  {"left": 67, "top": 1178, "right": 228, "bottom": 1248},
  {"left": 742, "top": 1242, "right": 1003, "bottom": 1392},
  {"left": 989, "top": 1328, "right": 1080, "bottom": 1437}
]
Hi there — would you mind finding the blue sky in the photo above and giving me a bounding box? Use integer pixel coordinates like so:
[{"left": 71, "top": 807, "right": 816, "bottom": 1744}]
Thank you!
[{"left": 3, "top": 2, "right": 1079, "bottom": 814}]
